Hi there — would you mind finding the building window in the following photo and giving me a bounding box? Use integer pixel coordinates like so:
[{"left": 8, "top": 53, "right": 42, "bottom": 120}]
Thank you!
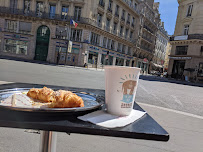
[
  {"left": 56, "top": 27, "right": 68, "bottom": 39},
  {"left": 106, "top": 18, "right": 111, "bottom": 31},
  {"left": 5, "top": 20, "right": 18, "bottom": 32},
  {"left": 108, "top": 0, "right": 112, "bottom": 12},
  {"left": 70, "top": 29, "right": 82, "bottom": 41},
  {"left": 117, "top": 43, "right": 121, "bottom": 52},
  {"left": 74, "top": 6, "right": 81, "bottom": 21},
  {"left": 187, "top": 4, "right": 193, "bottom": 17},
  {"left": 184, "top": 25, "right": 189, "bottom": 35},
  {"left": 36, "top": 1, "right": 44, "bottom": 17},
  {"left": 121, "top": 9, "right": 125, "bottom": 21},
  {"left": 97, "top": 13, "right": 102, "bottom": 27},
  {"left": 128, "top": 47, "right": 131, "bottom": 55},
  {"left": 49, "top": 4, "right": 56, "bottom": 19},
  {"left": 5, "top": 20, "right": 31, "bottom": 34},
  {"left": 103, "top": 37, "right": 107, "bottom": 48},
  {"left": 134, "top": 3, "right": 137, "bottom": 10},
  {"left": 132, "top": 17, "right": 135, "bottom": 27},
  {"left": 120, "top": 26, "right": 123, "bottom": 36},
  {"left": 111, "top": 40, "right": 115, "bottom": 50},
  {"left": 127, "top": 14, "right": 130, "bottom": 23},
  {"left": 107, "top": 39, "right": 111, "bottom": 49},
  {"left": 61, "top": 6, "right": 69, "bottom": 20},
  {"left": 10, "top": 0, "right": 18, "bottom": 10},
  {"left": 24, "top": 0, "right": 31, "bottom": 14},
  {"left": 125, "top": 28, "right": 129, "bottom": 38},
  {"left": 90, "top": 32, "right": 100, "bottom": 46},
  {"left": 115, "top": 5, "right": 119, "bottom": 16},
  {"left": 130, "top": 31, "right": 133, "bottom": 38},
  {"left": 99, "top": 0, "right": 105, "bottom": 8},
  {"left": 19, "top": 21, "right": 32, "bottom": 34},
  {"left": 175, "top": 46, "right": 188, "bottom": 55},
  {"left": 113, "top": 22, "right": 117, "bottom": 34},
  {"left": 198, "top": 63, "right": 203, "bottom": 77},
  {"left": 201, "top": 46, "right": 203, "bottom": 56},
  {"left": 122, "top": 45, "right": 126, "bottom": 54},
  {"left": 4, "top": 39, "right": 28, "bottom": 55}
]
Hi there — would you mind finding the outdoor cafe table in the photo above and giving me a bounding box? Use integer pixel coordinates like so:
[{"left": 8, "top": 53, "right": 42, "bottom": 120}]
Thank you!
[{"left": 0, "top": 83, "right": 169, "bottom": 152}]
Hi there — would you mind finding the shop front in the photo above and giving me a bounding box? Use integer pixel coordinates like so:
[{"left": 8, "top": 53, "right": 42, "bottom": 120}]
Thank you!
[
  {"left": 101, "top": 54, "right": 113, "bottom": 66},
  {"left": 116, "top": 57, "right": 124, "bottom": 66},
  {"left": 88, "top": 51, "right": 98, "bottom": 68},
  {"left": 171, "top": 60, "right": 185, "bottom": 79},
  {"left": 168, "top": 56, "right": 192, "bottom": 80},
  {"left": 126, "top": 59, "right": 130, "bottom": 66},
  {"left": 55, "top": 41, "right": 80, "bottom": 66},
  {"left": 137, "top": 58, "right": 149, "bottom": 74}
]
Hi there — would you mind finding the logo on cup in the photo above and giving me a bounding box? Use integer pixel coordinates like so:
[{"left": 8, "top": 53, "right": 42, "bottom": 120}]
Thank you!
[{"left": 120, "top": 74, "right": 137, "bottom": 108}]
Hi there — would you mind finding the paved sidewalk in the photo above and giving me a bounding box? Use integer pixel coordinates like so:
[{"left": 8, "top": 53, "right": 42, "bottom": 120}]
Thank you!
[{"left": 140, "top": 75, "right": 203, "bottom": 87}]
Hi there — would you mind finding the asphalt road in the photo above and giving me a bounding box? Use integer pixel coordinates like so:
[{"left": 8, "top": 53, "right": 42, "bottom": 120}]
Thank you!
[
  {"left": 0, "top": 59, "right": 203, "bottom": 152},
  {"left": 0, "top": 59, "right": 202, "bottom": 116}
]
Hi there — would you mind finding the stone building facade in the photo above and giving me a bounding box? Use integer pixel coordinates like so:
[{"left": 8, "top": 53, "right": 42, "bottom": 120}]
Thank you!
[
  {"left": 0, "top": 0, "right": 166, "bottom": 72},
  {"left": 169, "top": 0, "right": 203, "bottom": 82},
  {"left": 152, "top": 22, "right": 169, "bottom": 72},
  {"left": 164, "top": 42, "right": 172, "bottom": 71}
]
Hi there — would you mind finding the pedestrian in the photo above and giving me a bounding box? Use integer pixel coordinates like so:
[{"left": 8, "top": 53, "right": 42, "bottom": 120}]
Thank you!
[
  {"left": 84, "top": 63, "right": 87, "bottom": 68},
  {"left": 57, "top": 49, "right": 61, "bottom": 65}
]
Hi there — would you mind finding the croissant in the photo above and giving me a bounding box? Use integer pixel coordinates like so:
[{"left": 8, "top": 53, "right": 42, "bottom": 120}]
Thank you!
[{"left": 27, "top": 87, "right": 84, "bottom": 108}]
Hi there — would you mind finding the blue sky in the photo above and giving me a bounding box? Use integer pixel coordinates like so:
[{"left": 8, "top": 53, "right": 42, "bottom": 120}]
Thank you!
[{"left": 154, "top": 0, "right": 179, "bottom": 35}]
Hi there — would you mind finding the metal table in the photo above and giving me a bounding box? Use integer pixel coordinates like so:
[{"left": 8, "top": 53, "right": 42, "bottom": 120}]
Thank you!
[{"left": 0, "top": 83, "right": 169, "bottom": 152}]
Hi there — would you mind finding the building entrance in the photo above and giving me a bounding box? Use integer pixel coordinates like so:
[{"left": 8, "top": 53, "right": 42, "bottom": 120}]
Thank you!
[
  {"left": 172, "top": 60, "right": 185, "bottom": 79},
  {"left": 34, "top": 26, "right": 50, "bottom": 61}
]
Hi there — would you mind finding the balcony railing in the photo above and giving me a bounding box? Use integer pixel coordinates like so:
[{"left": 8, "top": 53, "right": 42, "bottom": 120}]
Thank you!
[
  {"left": 143, "top": 25, "right": 154, "bottom": 34},
  {"left": 0, "top": 6, "right": 138, "bottom": 45},
  {"left": 142, "top": 36, "right": 153, "bottom": 43},
  {"left": 141, "top": 46, "right": 153, "bottom": 53},
  {"left": 122, "top": 0, "right": 140, "bottom": 14}
]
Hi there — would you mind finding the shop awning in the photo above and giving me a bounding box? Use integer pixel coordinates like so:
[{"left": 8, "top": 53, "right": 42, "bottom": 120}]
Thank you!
[{"left": 152, "top": 63, "right": 163, "bottom": 68}]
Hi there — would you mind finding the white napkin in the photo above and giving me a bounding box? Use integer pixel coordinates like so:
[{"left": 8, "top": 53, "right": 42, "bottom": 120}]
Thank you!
[{"left": 78, "top": 109, "right": 146, "bottom": 128}]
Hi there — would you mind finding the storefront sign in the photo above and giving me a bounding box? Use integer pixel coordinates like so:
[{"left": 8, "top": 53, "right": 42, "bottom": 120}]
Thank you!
[
  {"left": 67, "top": 41, "right": 72, "bottom": 53},
  {"left": 169, "top": 56, "right": 192, "bottom": 60},
  {"left": 89, "top": 46, "right": 99, "bottom": 50},
  {"left": 174, "top": 35, "right": 188, "bottom": 41},
  {"left": 89, "top": 51, "right": 98, "bottom": 54}
]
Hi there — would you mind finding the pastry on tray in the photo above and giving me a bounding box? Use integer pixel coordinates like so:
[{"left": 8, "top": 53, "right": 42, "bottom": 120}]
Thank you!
[{"left": 27, "top": 87, "right": 84, "bottom": 108}]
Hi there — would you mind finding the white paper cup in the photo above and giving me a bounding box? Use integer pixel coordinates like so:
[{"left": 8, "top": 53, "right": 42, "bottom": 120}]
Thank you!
[{"left": 105, "top": 66, "right": 141, "bottom": 116}]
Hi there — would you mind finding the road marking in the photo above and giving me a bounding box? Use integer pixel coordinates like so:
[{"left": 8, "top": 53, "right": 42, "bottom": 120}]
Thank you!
[
  {"left": 139, "top": 84, "right": 171, "bottom": 107},
  {"left": 170, "top": 95, "right": 183, "bottom": 107},
  {"left": 137, "top": 102, "right": 203, "bottom": 120}
]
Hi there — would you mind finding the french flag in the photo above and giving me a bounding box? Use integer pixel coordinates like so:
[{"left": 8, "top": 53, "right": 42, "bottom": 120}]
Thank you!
[{"left": 70, "top": 19, "right": 78, "bottom": 28}]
